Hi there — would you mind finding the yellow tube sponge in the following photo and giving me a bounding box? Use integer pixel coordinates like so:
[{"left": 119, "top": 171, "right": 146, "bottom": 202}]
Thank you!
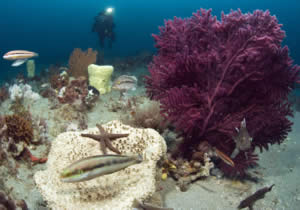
[
  {"left": 88, "top": 64, "right": 114, "bottom": 94},
  {"left": 26, "top": 59, "right": 35, "bottom": 78}
]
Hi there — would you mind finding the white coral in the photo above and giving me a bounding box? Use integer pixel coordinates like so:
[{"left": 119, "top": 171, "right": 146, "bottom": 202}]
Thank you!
[
  {"left": 9, "top": 84, "right": 40, "bottom": 101},
  {"left": 8, "top": 84, "right": 23, "bottom": 101},
  {"left": 65, "top": 123, "right": 79, "bottom": 131},
  {"left": 34, "top": 120, "right": 167, "bottom": 210}
]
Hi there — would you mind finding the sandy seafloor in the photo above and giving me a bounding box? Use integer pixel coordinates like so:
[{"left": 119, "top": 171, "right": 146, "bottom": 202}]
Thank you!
[
  {"left": 162, "top": 112, "right": 300, "bottom": 210},
  {"left": 0, "top": 67, "right": 299, "bottom": 210}
]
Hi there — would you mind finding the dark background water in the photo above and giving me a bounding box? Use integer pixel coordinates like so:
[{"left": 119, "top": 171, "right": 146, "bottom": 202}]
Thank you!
[{"left": 0, "top": 0, "right": 299, "bottom": 83}]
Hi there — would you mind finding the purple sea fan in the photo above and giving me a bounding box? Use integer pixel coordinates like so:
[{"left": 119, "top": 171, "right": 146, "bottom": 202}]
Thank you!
[{"left": 146, "top": 9, "right": 300, "bottom": 176}]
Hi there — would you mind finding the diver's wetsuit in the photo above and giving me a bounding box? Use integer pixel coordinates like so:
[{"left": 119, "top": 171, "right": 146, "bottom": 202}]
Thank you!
[{"left": 92, "top": 11, "right": 116, "bottom": 48}]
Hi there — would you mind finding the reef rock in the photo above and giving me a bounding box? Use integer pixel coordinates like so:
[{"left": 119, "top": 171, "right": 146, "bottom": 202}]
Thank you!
[{"left": 34, "top": 120, "right": 166, "bottom": 210}]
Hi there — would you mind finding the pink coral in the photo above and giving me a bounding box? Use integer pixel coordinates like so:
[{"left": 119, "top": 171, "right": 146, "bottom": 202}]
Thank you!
[{"left": 146, "top": 9, "right": 300, "bottom": 176}]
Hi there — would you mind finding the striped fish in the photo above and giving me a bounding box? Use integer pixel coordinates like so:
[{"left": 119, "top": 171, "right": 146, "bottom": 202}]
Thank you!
[
  {"left": 60, "top": 154, "right": 142, "bottom": 183},
  {"left": 3, "top": 50, "right": 39, "bottom": 67},
  {"left": 112, "top": 75, "right": 137, "bottom": 92},
  {"left": 215, "top": 148, "right": 235, "bottom": 167}
]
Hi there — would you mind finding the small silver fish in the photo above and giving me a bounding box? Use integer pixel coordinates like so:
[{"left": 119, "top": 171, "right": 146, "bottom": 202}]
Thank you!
[
  {"left": 3, "top": 50, "right": 39, "bottom": 67},
  {"left": 231, "top": 118, "right": 252, "bottom": 159},
  {"left": 112, "top": 75, "right": 137, "bottom": 92},
  {"left": 60, "top": 154, "right": 142, "bottom": 183}
]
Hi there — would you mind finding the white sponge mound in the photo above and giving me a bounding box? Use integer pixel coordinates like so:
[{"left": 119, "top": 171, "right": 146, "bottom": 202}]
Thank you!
[{"left": 34, "top": 120, "right": 166, "bottom": 210}]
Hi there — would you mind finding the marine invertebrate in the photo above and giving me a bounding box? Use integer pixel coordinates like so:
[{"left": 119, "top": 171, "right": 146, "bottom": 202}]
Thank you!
[
  {"left": 39, "top": 85, "right": 57, "bottom": 101},
  {"left": 167, "top": 153, "right": 214, "bottom": 191},
  {"left": 23, "top": 147, "right": 48, "bottom": 164},
  {"left": 145, "top": 9, "right": 300, "bottom": 176},
  {"left": 0, "top": 117, "right": 8, "bottom": 162},
  {"left": 0, "top": 117, "right": 7, "bottom": 136},
  {"left": 57, "top": 76, "right": 89, "bottom": 107},
  {"left": 50, "top": 104, "right": 88, "bottom": 136},
  {"left": 84, "top": 85, "right": 100, "bottom": 109},
  {"left": 161, "top": 158, "right": 177, "bottom": 180},
  {"left": 9, "top": 98, "right": 32, "bottom": 122},
  {"left": 69, "top": 48, "right": 98, "bottom": 78},
  {"left": 81, "top": 124, "right": 129, "bottom": 154},
  {"left": 2, "top": 114, "right": 47, "bottom": 163},
  {"left": 33, "top": 116, "right": 48, "bottom": 143},
  {"left": 3, "top": 114, "right": 34, "bottom": 159},
  {"left": 0, "top": 190, "right": 28, "bottom": 210},
  {"left": 34, "top": 120, "right": 166, "bottom": 210},
  {"left": 0, "top": 86, "right": 9, "bottom": 104},
  {"left": 122, "top": 100, "right": 168, "bottom": 134},
  {"left": 8, "top": 83, "right": 40, "bottom": 101},
  {"left": 26, "top": 59, "right": 35, "bottom": 78},
  {"left": 49, "top": 71, "right": 69, "bottom": 90},
  {"left": 88, "top": 64, "right": 114, "bottom": 94},
  {"left": 4, "top": 114, "right": 33, "bottom": 145}
]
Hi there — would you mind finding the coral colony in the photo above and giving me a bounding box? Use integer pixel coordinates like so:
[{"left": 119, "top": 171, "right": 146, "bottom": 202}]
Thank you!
[
  {"left": 34, "top": 121, "right": 166, "bottom": 209},
  {"left": 1, "top": 7, "right": 300, "bottom": 210},
  {"left": 146, "top": 9, "right": 300, "bottom": 176}
]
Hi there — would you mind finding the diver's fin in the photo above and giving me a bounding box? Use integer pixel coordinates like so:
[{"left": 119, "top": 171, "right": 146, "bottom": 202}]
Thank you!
[{"left": 12, "top": 59, "right": 27, "bottom": 67}]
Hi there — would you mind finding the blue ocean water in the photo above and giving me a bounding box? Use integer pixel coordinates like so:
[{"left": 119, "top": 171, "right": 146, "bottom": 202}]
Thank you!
[{"left": 0, "top": 0, "right": 299, "bottom": 83}]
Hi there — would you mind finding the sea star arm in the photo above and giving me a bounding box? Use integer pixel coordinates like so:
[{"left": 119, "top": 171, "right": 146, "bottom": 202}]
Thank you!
[
  {"left": 81, "top": 132, "right": 110, "bottom": 154},
  {"left": 105, "top": 138, "right": 121, "bottom": 154},
  {"left": 81, "top": 124, "right": 129, "bottom": 154},
  {"left": 96, "top": 124, "right": 129, "bottom": 140},
  {"left": 100, "top": 137, "right": 108, "bottom": 154},
  {"left": 81, "top": 133, "right": 101, "bottom": 141},
  {"left": 107, "top": 133, "right": 130, "bottom": 140},
  {"left": 96, "top": 124, "right": 128, "bottom": 154},
  {"left": 97, "top": 124, "right": 106, "bottom": 135}
]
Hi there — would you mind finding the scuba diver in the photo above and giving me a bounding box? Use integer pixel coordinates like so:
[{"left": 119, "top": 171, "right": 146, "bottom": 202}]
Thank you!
[{"left": 92, "top": 8, "right": 116, "bottom": 48}]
